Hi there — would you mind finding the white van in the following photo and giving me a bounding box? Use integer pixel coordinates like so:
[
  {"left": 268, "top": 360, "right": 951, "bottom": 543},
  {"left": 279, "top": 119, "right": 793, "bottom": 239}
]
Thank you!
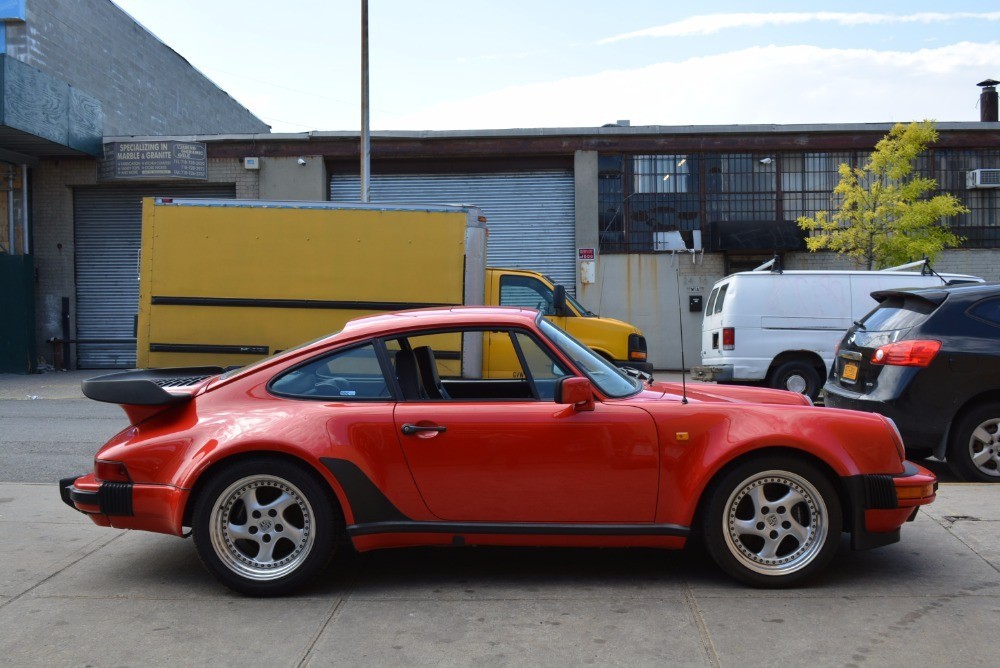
[{"left": 691, "top": 261, "right": 983, "bottom": 399}]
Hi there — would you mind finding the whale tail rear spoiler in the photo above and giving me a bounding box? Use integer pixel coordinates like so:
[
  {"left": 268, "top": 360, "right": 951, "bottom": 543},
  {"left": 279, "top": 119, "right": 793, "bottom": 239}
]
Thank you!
[{"left": 82, "top": 367, "right": 224, "bottom": 423}]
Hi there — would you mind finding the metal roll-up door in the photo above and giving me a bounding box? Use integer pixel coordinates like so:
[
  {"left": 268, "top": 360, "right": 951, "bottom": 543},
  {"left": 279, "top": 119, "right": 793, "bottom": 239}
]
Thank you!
[
  {"left": 330, "top": 172, "right": 576, "bottom": 293},
  {"left": 74, "top": 184, "right": 236, "bottom": 368}
]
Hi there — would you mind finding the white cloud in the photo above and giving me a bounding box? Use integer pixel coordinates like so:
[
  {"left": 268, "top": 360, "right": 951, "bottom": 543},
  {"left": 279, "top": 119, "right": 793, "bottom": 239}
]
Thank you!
[
  {"left": 383, "top": 42, "right": 1000, "bottom": 130},
  {"left": 599, "top": 12, "right": 1000, "bottom": 43}
]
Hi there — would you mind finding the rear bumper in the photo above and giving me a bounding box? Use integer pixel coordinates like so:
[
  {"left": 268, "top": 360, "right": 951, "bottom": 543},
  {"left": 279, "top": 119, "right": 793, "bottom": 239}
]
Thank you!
[
  {"left": 842, "top": 461, "right": 937, "bottom": 550},
  {"left": 823, "top": 382, "right": 947, "bottom": 453},
  {"left": 59, "top": 473, "right": 188, "bottom": 536},
  {"left": 690, "top": 365, "right": 734, "bottom": 382}
]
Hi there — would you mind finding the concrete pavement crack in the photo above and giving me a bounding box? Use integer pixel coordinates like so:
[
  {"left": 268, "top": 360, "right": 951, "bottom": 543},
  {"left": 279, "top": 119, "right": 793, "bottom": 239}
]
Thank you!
[
  {"left": 0, "top": 531, "right": 125, "bottom": 611},
  {"left": 684, "top": 580, "right": 721, "bottom": 668}
]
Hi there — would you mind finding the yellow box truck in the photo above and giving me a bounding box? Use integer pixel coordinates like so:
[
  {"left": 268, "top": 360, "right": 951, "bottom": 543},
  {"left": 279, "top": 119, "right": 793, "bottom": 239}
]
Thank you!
[{"left": 136, "top": 198, "right": 651, "bottom": 373}]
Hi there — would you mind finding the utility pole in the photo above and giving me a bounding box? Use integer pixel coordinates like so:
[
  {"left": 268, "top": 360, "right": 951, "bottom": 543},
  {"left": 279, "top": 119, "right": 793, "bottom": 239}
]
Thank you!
[{"left": 360, "top": 0, "right": 371, "bottom": 203}]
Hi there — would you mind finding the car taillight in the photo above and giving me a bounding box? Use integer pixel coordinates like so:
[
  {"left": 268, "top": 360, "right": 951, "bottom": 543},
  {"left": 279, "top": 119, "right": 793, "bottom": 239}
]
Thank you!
[
  {"left": 870, "top": 340, "right": 941, "bottom": 367},
  {"left": 722, "top": 327, "right": 735, "bottom": 350},
  {"left": 95, "top": 460, "right": 131, "bottom": 482}
]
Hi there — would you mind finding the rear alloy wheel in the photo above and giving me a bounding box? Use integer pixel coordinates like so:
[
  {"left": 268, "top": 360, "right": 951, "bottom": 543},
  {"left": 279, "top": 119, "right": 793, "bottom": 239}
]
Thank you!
[
  {"left": 704, "top": 456, "right": 842, "bottom": 587},
  {"left": 769, "top": 361, "right": 822, "bottom": 401},
  {"left": 193, "top": 458, "right": 340, "bottom": 596},
  {"left": 948, "top": 402, "right": 1000, "bottom": 482}
]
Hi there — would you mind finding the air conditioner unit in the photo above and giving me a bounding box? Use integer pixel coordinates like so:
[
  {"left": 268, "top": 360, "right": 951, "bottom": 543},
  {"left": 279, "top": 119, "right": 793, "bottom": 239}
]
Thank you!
[{"left": 966, "top": 168, "right": 1000, "bottom": 189}]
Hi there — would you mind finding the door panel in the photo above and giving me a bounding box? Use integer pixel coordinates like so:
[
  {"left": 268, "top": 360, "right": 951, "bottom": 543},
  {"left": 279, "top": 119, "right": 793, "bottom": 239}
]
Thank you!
[{"left": 394, "top": 402, "right": 659, "bottom": 523}]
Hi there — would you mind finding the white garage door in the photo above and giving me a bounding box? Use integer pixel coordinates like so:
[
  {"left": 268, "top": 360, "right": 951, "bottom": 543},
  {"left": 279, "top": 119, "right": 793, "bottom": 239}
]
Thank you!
[{"left": 330, "top": 171, "right": 576, "bottom": 293}]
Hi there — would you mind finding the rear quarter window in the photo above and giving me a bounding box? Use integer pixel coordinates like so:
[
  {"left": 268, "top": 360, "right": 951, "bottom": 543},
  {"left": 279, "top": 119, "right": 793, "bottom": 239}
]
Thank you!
[{"left": 969, "top": 297, "right": 1000, "bottom": 327}]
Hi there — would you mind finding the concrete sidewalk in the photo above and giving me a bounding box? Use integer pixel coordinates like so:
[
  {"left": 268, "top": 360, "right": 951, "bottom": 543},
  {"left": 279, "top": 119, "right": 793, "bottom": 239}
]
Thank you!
[{"left": 1, "top": 482, "right": 998, "bottom": 666}]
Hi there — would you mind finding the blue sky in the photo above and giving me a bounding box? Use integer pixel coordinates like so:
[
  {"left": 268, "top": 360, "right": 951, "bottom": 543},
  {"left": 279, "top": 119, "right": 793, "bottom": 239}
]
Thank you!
[{"left": 112, "top": 1, "right": 1000, "bottom": 133}]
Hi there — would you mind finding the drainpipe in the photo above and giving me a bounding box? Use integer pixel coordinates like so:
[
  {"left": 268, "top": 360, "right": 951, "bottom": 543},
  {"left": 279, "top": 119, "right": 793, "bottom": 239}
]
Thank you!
[{"left": 20, "top": 164, "right": 28, "bottom": 254}]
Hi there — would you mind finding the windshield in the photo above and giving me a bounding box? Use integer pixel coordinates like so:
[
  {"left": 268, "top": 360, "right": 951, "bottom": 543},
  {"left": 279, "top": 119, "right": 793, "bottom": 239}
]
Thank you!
[
  {"left": 565, "top": 291, "right": 594, "bottom": 316},
  {"left": 538, "top": 318, "right": 641, "bottom": 398}
]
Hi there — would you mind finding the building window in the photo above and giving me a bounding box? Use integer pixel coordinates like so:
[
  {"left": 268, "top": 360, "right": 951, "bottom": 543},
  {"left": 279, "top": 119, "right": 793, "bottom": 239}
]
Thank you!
[
  {"left": 599, "top": 154, "right": 701, "bottom": 253},
  {"left": 934, "top": 149, "right": 1000, "bottom": 247}
]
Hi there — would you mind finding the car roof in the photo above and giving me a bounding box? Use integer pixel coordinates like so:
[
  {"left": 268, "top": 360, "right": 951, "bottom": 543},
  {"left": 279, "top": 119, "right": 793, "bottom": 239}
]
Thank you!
[{"left": 340, "top": 306, "right": 542, "bottom": 338}]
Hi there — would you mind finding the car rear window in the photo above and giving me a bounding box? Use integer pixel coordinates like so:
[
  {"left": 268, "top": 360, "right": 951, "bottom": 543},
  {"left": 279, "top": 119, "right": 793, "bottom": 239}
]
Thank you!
[{"left": 860, "top": 295, "right": 937, "bottom": 332}]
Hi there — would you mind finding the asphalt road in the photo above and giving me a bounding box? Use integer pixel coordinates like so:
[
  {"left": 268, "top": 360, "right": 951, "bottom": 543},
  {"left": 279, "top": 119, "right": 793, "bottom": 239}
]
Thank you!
[{"left": 0, "top": 399, "right": 124, "bottom": 483}]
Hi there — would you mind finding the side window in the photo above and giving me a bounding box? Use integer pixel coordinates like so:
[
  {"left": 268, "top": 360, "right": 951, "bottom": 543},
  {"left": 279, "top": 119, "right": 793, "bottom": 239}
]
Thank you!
[
  {"left": 387, "top": 327, "right": 569, "bottom": 401},
  {"left": 969, "top": 298, "right": 1000, "bottom": 327},
  {"left": 513, "top": 331, "right": 570, "bottom": 400},
  {"left": 269, "top": 342, "right": 389, "bottom": 400},
  {"left": 499, "top": 275, "right": 556, "bottom": 315}
]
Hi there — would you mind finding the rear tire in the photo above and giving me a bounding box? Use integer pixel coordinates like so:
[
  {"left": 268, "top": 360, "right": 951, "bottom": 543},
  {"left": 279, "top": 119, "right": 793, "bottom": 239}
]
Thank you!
[
  {"left": 769, "top": 361, "right": 822, "bottom": 400},
  {"left": 193, "top": 458, "right": 341, "bottom": 596},
  {"left": 703, "top": 455, "right": 842, "bottom": 587},
  {"left": 947, "top": 402, "right": 1000, "bottom": 482}
]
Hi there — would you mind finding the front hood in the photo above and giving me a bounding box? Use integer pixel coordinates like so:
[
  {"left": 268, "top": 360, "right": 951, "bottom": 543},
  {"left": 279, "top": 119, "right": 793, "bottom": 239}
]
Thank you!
[{"left": 631, "top": 381, "right": 810, "bottom": 406}]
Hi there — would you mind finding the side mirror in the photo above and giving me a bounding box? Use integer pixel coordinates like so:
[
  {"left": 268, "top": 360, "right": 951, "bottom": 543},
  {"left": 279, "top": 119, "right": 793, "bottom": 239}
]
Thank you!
[
  {"left": 553, "top": 284, "right": 568, "bottom": 316},
  {"left": 555, "top": 376, "right": 595, "bottom": 411}
]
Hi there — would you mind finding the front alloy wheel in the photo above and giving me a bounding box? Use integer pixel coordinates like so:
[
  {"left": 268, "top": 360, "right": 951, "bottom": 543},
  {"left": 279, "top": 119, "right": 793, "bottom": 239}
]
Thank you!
[
  {"left": 193, "top": 458, "right": 340, "bottom": 596},
  {"left": 704, "top": 456, "right": 842, "bottom": 587}
]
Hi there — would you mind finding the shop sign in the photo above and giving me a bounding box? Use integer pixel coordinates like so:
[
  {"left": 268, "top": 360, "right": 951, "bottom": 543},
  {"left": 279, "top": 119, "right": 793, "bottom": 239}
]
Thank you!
[{"left": 99, "top": 141, "right": 208, "bottom": 180}]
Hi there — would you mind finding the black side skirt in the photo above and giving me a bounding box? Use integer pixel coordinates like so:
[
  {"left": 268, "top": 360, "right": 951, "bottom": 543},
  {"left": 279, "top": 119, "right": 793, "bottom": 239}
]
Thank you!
[{"left": 319, "top": 457, "right": 689, "bottom": 539}]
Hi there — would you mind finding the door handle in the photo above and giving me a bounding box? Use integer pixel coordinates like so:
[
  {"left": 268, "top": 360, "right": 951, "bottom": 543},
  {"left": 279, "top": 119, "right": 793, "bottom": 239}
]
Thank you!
[{"left": 401, "top": 423, "right": 447, "bottom": 435}]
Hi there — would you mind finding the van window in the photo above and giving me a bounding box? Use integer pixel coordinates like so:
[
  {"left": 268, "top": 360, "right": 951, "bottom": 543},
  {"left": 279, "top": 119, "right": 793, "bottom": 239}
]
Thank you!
[
  {"left": 706, "top": 287, "right": 719, "bottom": 315},
  {"left": 711, "top": 284, "right": 730, "bottom": 315}
]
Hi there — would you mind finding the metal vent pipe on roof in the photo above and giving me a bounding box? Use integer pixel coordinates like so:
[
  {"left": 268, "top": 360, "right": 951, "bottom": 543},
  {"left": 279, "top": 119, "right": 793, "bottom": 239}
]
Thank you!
[{"left": 979, "top": 79, "right": 998, "bottom": 123}]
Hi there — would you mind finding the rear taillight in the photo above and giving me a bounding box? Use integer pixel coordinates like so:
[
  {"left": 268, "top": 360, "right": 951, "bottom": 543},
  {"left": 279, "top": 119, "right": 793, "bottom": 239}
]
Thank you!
[
  {"left": 95, "top": 460, "right": 131, "bottom": 482},
  {"left": 870, "top": 340, "right": 941, "bottom": 367},
  {"left": 722, "top": 327, "right": 735, "bottom": 350}
]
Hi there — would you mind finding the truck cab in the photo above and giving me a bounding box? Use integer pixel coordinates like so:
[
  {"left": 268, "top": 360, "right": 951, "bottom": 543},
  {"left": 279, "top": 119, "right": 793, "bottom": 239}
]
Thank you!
[{"left": 485, "top": 267, "right": 651, "bottom": 374}]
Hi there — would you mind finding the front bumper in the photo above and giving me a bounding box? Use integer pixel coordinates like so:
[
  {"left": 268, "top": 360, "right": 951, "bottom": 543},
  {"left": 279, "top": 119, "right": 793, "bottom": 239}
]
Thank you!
[
  {"left": 842, "top": 461, "right": 937, "bottom": 550},
  {"left": 59, "top": 473, "right": 188, "bottom": 536}
]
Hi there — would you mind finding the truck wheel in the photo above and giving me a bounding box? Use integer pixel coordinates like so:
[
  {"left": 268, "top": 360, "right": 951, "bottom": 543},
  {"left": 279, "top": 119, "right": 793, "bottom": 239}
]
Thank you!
[
  {"left": 703, "top": 455, "right": 842, "bottom": 587},
  {"left": 769, "top": 361, "right": 821, "bottom": 400},
  {"left": 193, "top": 458, "right": 341, "bottom": 596},
  {"left": 947, "top": 402, "right": 1000, "bottom": 482}
]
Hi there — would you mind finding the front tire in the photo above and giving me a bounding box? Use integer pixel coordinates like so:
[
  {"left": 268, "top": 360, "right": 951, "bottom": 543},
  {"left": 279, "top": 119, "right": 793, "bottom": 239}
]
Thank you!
[
  {"left": 703, "top": 456, "right": 842, "bottom": 587},
  {"left": 947, "top": 402, "right": 1000, "bottom": 482},
  {"left": 193, "top": 458, "right": 340, "bottom": 596}
]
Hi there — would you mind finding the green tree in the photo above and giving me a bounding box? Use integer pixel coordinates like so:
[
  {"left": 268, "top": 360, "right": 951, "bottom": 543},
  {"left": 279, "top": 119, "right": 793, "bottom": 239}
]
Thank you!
[{"left": 797, "top": 120, "right": 967, "bottom": 270}]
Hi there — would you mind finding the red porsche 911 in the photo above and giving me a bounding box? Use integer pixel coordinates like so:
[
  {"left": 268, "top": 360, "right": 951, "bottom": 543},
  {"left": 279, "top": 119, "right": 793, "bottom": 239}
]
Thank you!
[{"left": 60, "top": 307, "right": 936, "bottom": 596}]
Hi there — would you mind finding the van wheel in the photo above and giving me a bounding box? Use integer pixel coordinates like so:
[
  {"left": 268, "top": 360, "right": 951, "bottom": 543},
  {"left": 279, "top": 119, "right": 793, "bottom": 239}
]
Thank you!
[{"left": 769, "top": 361, "right": 821, "bottom": 400}]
